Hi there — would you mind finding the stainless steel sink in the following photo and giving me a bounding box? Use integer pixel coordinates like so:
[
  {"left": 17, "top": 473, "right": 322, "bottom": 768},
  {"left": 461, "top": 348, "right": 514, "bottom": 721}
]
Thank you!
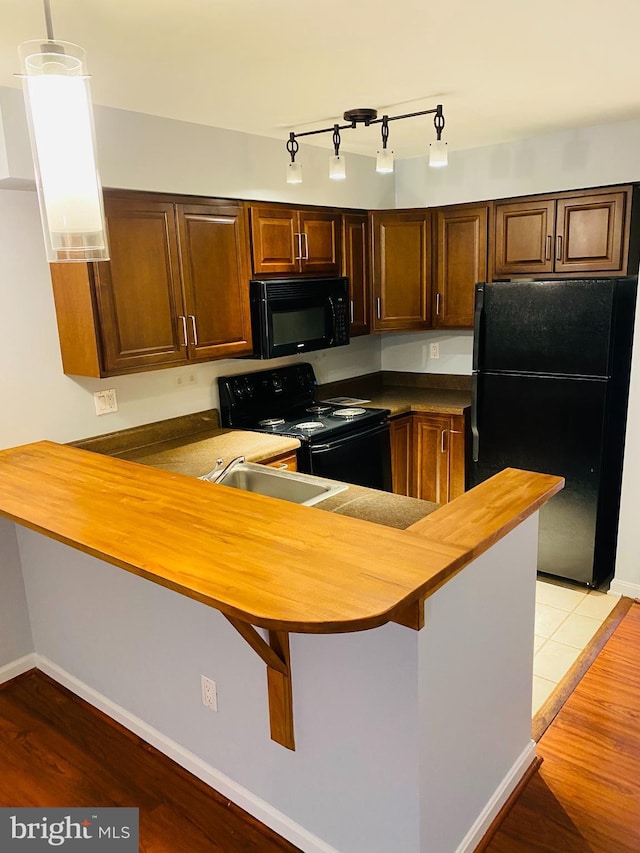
[{"left": 211, "top": 461, "right": 347, "bottom": 506}]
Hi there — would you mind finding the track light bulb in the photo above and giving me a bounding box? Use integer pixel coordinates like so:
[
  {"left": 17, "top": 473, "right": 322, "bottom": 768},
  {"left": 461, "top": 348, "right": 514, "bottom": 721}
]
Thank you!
[
  {"left": 329, "top": 154, "right": 346, "bottom": 180},
  {"left": 286, "top": 161, "right": 302, "bottom": 184},
  {"left": 376, "top": 149, "right": 394, "bottom": 174},
  {"left": 429, "top": 139, "right": 448, "bottom": 168}
]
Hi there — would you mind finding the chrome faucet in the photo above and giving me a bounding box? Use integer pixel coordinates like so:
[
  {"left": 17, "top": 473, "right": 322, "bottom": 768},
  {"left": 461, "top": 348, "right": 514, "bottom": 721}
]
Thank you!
[{"left": 199, "top": 456, "right": 245, "bottom": 483}]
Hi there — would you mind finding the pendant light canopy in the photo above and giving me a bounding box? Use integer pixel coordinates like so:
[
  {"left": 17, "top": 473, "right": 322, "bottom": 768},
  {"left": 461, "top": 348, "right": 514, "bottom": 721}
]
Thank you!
[{"left": 18, "top": 2, "right": 109, "bottom": 262}]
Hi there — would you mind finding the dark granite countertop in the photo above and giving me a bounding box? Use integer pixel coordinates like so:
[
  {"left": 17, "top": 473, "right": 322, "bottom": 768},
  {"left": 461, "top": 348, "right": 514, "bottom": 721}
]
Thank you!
[
  {"left": 70, "top": 408, "right": 439, "bottom": 530},
  {"left": 317, "top": 371, "right": 472, "bottom": 418}
]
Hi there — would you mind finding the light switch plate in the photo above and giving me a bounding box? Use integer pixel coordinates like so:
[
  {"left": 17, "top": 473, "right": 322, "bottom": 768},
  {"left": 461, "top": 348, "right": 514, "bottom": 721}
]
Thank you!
[{"left": 93, "top": 389, "right": 118, "bottom": 415}]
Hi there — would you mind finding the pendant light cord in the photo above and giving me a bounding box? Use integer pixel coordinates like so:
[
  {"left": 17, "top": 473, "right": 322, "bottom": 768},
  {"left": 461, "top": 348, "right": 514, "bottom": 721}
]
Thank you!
[{"left": 43, "top": 0, "right": 54, "bottom": 40}]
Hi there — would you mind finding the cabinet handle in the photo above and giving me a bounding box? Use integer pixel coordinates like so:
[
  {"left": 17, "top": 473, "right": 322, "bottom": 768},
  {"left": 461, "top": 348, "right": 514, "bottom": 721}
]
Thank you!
[
  {"left": 546, "top": 235, "right": 552, "bottom": 260},
  {"left": 436, "top": 292, "right": 441, "bottom": 316},
  {"left": 302, "top": 232, "right": 309, "bottom": 260},
  {"left": 376, "top": 297, "right": 381, "bottom": 319},
  {"left": 274, "top": 463, "right": 289, "bottom": 470},
  {"left": 440, "top": 429, "right": 448, "bottom": 453},
  {"left": 294, "top": 233, "right": 303, "bottom": 261},
  {"left": 178, "top": 315, "right": 188, "bottom": 347},
  {"left": 350, "top": 300, "right": 354, "bottom": 323},
  {"left": 188, "top": 315, "right": 198, "bottom": 346},
  {"left": 556, "top": 235, "right": 563, "bottom": 261}
]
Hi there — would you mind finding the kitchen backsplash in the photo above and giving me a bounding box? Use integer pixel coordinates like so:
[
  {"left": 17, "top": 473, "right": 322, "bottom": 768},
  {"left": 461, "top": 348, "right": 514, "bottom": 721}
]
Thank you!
[{"left": 381, "top": 330, "right": 474, "bottom": 375}]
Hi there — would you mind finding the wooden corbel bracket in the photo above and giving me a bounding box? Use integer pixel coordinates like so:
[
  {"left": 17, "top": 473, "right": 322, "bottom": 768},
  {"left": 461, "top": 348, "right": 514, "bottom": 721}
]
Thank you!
[
  {"left": 392, "top": 597, "right": 425, "bottom": 631},
  {"left": 225, "top": 615, "right": 295, "bottom": 750}
]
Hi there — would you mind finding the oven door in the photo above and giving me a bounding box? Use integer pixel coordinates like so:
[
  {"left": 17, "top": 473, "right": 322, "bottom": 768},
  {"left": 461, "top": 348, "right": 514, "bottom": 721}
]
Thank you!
[{"left": 303, "top": 422, "right": 392, "bottom": 492}]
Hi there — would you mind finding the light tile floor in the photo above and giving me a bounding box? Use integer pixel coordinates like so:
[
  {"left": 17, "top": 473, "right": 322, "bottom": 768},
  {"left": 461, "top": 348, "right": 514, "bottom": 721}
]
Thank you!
[{"left": 532, "top": 579, "right": 621, "bottom": 715}]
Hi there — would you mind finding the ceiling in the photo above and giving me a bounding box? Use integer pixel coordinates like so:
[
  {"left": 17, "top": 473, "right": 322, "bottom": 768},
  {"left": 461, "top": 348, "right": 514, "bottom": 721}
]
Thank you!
[{"left": 2, "top": 0, "right": 640, "bottom": 160}]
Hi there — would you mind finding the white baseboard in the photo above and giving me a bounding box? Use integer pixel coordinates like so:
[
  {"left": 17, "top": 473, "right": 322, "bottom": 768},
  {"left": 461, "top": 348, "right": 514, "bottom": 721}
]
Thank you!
[
  {"left": 454, "top": 739, "right": 538, "bottom": 853},
  {"left": 608, "top": 579, "right": 640, "bottom": 599},
  {"left": 35, "top": 656, "right": 338, "bottom": 853},
  {"left": 0, "top": 653, "right": 37, "bottom": 685}
]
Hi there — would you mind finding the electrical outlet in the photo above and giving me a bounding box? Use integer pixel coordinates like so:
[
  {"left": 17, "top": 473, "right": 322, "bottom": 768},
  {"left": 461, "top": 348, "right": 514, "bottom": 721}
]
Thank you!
[
  {"left": 201, "top": 675, "right": 218, "bottom": 711},
  {"left": 93, "top": 389, "right": 118, "bottom": 415},
  {"left": 429, "top": 342, "right": 440, "bottom": 359},
  {"left": 176, "top": 373, "right": 197, "bottom": 387}
]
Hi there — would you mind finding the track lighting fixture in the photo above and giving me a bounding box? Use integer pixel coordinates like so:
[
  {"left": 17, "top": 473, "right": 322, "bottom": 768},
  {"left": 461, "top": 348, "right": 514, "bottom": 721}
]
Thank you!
[
  {"left": 18, "top": 0, "right": 109, "bottom": 261},
  {"left": 285, "top": 104, "right": 447, "bottom": 183}
]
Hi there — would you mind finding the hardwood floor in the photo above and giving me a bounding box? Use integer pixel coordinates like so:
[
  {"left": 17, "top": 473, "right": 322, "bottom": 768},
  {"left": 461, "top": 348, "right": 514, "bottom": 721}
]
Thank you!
[
  {"left": 0, "top": 672, "right": 300, "bottom": 852},
  {"left": 485, "top": 602, "right": 640, "bottom": 852}
]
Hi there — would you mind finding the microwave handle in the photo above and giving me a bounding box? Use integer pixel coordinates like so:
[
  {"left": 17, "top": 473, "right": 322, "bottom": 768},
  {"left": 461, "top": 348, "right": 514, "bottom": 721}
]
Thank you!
[{"left": 327, "top": 296, "right": 337, "bottom": 345}]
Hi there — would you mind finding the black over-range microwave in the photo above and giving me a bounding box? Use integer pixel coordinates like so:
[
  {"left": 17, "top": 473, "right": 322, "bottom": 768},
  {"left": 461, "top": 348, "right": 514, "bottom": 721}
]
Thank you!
[{"left": 249, "top": 277, "right": 350, "bottom": 359}]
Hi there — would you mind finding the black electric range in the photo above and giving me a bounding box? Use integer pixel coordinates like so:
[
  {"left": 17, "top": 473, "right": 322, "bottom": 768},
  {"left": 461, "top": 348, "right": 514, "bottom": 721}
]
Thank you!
[{"left": 218, "top": 363, "right": 392, "bottom": 491}]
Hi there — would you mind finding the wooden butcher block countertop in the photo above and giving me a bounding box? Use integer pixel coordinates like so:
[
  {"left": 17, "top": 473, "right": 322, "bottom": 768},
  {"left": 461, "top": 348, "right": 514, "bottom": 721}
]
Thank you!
[{"left": 0, "top": 441, "right": 563, "bottom": 634}]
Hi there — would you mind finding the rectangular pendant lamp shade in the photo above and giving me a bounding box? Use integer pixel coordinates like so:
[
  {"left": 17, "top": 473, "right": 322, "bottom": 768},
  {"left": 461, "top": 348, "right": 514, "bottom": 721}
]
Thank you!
[{"left": 18, "top": 39, "right": 109, "bottom": 262}]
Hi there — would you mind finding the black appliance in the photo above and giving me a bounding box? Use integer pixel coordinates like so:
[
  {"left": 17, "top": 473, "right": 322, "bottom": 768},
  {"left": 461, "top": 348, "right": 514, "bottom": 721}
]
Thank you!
[
  {"left": 249, "top": 277, "right": 350, "bottom": 359},
  {"left": 471, "top": 277, "right": 637, "bottom": 587},
  {"left": 218, "top": 363, "right": 392, "bottom": 492}
]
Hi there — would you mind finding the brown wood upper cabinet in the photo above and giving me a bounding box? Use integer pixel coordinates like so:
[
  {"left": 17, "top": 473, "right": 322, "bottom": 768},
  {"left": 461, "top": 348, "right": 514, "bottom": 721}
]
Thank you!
[
  {"left": 249, "top": 205, "right": 342, "bottom": 276},
  {"left": 49, "top": 193, "right": 253, "bottom": 377},
  {"left": 433, "top": 203, "right": 489, "bottom": 329},
  {"left": 494, "top": 187, "right": 635, "bottom": 278},
  {"left": 342, "top": 212, "right": 369, "bottom": 336},
  {"left": 370, "top": 209, "right": 431, "bottom": 332}
]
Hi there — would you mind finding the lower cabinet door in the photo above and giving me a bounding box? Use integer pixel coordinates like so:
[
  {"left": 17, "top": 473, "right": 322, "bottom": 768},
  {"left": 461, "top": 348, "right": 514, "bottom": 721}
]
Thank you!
[
  {"left": 390, "top": 415, "right": 413, "bottom": 496},
  {"left": 448, "top": 414, "right": 467, "bottom": 500},
  {"left": 413, "top": 413, "right": 451, "bottom": 504}
]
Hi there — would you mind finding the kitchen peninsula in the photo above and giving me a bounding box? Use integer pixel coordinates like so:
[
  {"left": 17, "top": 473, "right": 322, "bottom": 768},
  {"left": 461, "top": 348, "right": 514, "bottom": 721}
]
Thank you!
[{"left": 0, "top": 436, "right": 561, "bottom": 853}]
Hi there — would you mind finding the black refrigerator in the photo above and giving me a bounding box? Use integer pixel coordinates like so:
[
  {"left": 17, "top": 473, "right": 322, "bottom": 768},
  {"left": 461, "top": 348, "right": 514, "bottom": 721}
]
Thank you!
[{"left": 470, "top": 277, "right": 637, "bottom": 587}]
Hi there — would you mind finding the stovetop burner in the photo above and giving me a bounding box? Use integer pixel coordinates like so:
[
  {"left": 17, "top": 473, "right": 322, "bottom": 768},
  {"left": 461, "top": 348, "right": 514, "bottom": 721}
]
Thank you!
[
  {"left": 294, "top": 421, "right": 326, "bottom": 432},
  {"left": 332, "top": 407, "right": 367, "bottom": 418},
  {"left": 306, "top": 405, "right": 332, "bottom": 414},
  {"left": 258, "top": 417, "right": 285, "bottom": 428}
]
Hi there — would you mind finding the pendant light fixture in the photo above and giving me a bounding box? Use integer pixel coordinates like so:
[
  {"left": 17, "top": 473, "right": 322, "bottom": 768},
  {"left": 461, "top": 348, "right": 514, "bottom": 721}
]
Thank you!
[
  {"left": 428, "top": 103, "right": 448, "bottom": 168},
  {"left": 18, "top": 0, "right": 109, "bottom": 262},
  {"left": 286, "top": 133, "right": 302, "bottom": 184},
  {"left": 328, "top": 124, "right": 346, "bottom": 180},
  {"left": 376, "top": 115, "right": 394, "bottom": 174},
  {"left": 285, "top": 104, "right": 446, "bottom": 183}
]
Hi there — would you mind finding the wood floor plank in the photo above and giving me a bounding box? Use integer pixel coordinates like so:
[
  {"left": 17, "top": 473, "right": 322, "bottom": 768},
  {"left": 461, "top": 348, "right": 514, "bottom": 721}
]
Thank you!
[
  {"left": 487, "top": 603, "right": 640, "bottom": 853},
  {"left": 0, "top": 671, "right": 300, "bottom": 852}
]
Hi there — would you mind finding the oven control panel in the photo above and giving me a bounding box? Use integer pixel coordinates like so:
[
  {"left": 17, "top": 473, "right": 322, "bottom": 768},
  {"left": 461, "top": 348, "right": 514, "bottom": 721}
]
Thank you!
[{"left": 218, "top": 363, "right": 317, "bottom": 427}]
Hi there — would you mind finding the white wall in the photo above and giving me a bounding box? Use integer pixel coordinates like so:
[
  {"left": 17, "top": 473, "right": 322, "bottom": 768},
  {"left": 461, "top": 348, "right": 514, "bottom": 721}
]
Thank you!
[
  {"left": 0, "top": 85, "right": 394, "bottom": 209},
  {"left": 381, "top": 329, "right": 473, "bottom": 375},
  {"left": 395, "top": 116, "right": 640, "bottom": 209},
  {"left": 0, "top": 519, "right": 33, "bottom": 670}
]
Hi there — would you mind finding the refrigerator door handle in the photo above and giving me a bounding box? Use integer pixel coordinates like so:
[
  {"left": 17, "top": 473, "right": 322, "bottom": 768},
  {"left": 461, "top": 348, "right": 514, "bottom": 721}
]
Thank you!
[
  {"left": 471, "top": 371, "right": 480, "bottom": 462},
  {"left": 472, "top": 282, "right": 485, "bottom": 371}
]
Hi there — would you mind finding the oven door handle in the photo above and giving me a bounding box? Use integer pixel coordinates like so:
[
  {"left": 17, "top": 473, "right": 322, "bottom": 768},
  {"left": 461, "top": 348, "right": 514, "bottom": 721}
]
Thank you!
[{"left": 309, "top": 421, "right": 390, "bottom": 452}]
